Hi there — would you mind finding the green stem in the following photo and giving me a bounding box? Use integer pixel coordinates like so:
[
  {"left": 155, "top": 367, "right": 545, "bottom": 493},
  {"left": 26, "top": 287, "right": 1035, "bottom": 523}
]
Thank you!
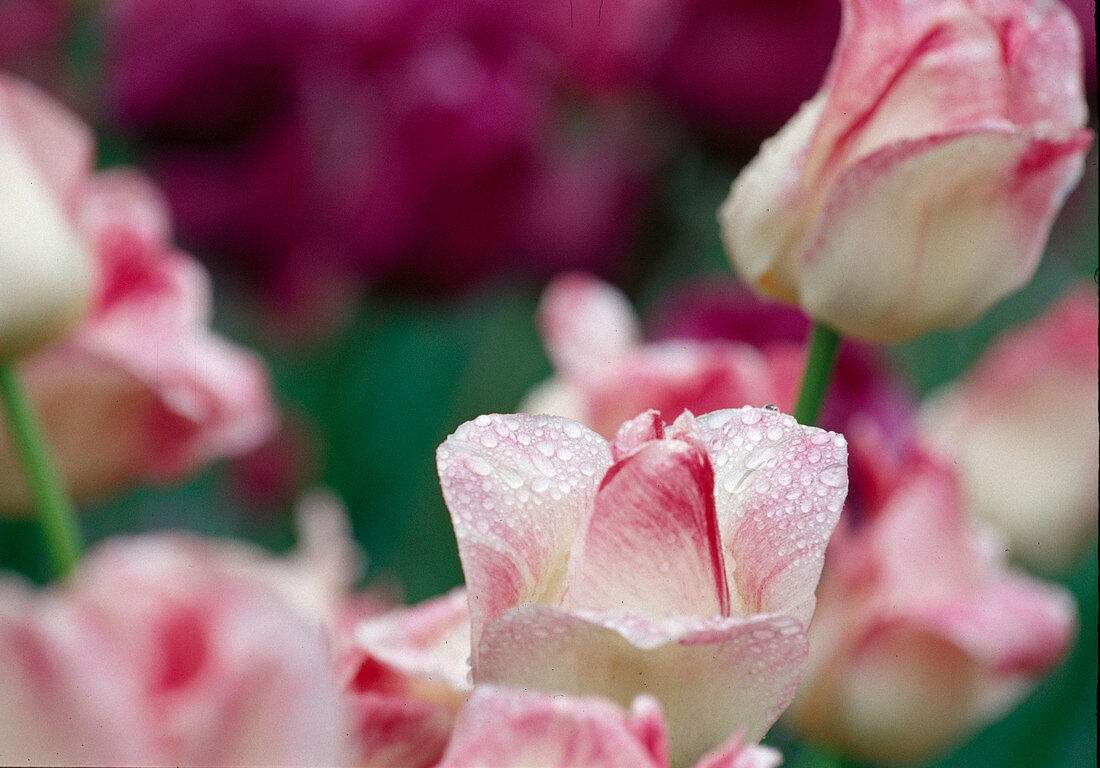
[
  {"left": 0, "top": 360, "right": 82, "bottom": 578},
  {"left": 793, "top": 322, "right": 842, "bottom": 427}
]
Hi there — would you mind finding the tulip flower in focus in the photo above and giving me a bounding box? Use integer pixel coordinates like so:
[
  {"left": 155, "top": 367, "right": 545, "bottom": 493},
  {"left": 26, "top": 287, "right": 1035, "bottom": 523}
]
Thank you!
[
  {"left": 343, "top": 588, "right": 472, "bottom": 768},
  {"left": 436, "top": 686, "right": 782, "bottom": 768},
  {"left": 785, "top": 423, "right": 1077, "bottom": 765},
  {"left": 522, "top": 273, "right": 912, "bottom": 437},
  {"left": 0, "top": 73, "right": 93, "bottom": 358},
  {"left": 719, "top": 0, "right": 1093, "bottom": 342},
  {"left": 438, "top": 408, "right": 847, "bottom": 766},
  {"left": 919, "top": 286, "right": 1099, "bottom": 574},
  {"left": 0, "top": 527, "right": 353, "bottom": 767},
  {"left": 0, "top": 77, "right": 277, "bottom": 513}
]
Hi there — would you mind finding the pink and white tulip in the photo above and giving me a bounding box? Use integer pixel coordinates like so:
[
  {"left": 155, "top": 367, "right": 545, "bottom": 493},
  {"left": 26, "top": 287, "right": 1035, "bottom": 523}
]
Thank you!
[
  {"left": 919, "top": 286, "right": 1099, "bottom": 574},
  {"left": 785, "top": 425, "right": 1077, "bottom": 765},
  {"left": 718, "top": 0, "right": 1093, "bottom": 342},
  {"left": 523, "top": 272, "right": 913, "bottom": 438},
  {"left": 436, "top": 685, "right": 782, "bottom": 768},
  {"left": 343, "top": 588, "right": 472, "bottom": 768},
  {"left": 522, "top": 273, "right": 776, "bottom": 437},
  {"left": 0, "top": 73, "right": 93, "bottom": 357},
  {"left": 0, "top": 530, "right": 353, "bottom": 767},
  {"left": 0, "top": 77, "right": 276, "bottom": 512},
  {"left": 437, "top": 408, "right": 847, "bottom": 766}
]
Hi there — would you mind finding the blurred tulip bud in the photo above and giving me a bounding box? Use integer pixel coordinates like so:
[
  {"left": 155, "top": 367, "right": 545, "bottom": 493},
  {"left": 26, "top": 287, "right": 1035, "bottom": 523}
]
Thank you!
[
  {"left": 0, "top": 74, "right": 94, "bottom": 358},
  {"left": 719, "top": 0, "right": 1092, "bottom": 342},
  {"left": 919, "top": 286, "right": 1099, "bottom": 574},
  {"left": 785, "top": 425, "right": 1076, "bottom": 765},
  {"left": 0, "top": 529, "right": 352, "bottom": 766}
]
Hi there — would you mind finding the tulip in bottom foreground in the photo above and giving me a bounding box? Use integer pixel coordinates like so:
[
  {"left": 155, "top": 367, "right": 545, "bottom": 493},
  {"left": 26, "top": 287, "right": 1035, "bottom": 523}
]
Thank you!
[
  {"left": 436, "top": 685, "right": 782, "bottom": 768},
  {"left": 437, "top": 407, "right": 848, "bottom": 766}
]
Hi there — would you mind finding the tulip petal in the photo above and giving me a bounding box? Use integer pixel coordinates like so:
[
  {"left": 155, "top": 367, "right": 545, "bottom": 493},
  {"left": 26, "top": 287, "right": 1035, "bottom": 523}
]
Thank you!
[
  {"left": 437, "top": 414, "right": 612, "bottom": 665},
  {"left": 694, "top": 730, "right": 783, "bottom": 768},
  {"left": 437, "top": 686, "right": 666, "bottom": 768},
  {"left": 801, "top": 128, "right": 1091, "bottom": 341},
  {"left": 353, "top": 587, "right": 472, "bottom": 694},
  {"left": 694, "top": 408, "right": 847, "bottom": 623},
  {"left": 539, "top": 272, "right": 642, "bottom": 383},
  {"left": 476, "top": 606, "right": 807, "bottom": 767},
  {"left": 565, "top": 435, "right": 730, "bottom": 617},
  {"left": 0, "top": 73, "right": 94, "bottom": 214}
]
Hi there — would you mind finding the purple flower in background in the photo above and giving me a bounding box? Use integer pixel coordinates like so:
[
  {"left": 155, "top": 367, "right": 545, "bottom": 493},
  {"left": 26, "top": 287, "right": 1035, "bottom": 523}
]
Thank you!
[
  {"left": 531, "top": 0, "right": 841, "bottom": 147},
  {"left": 106, "top": 0, "right": 656, "bottom": 304}
]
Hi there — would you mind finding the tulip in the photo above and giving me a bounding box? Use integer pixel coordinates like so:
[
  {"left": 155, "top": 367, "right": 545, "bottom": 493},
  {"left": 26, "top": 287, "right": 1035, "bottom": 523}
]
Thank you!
[
  {"left": 523, "top": 272, "right": 913, "bottom": 438},
  {"left": 436, "top": 685, "right": 782, "bottom": 768},
  {"left": 437, "top": 407, "right": 847, "bottom": 766},
  {"left": 522, "top": 273, "right": 775, "bottom": 437},
  {"left": 0, "top": 530, "right": 352, "bottom": 766},
  {"left": 343, "top": 588, "right": 472, "bottom": 768},
  {"left": 718, "top": 0, "right": 1093, "bottom": 342},
  {"left": 0, "top": 73, "right": 93, "bottom": 358},
  {"left": 784, "top": 423, "right": 1076, "bottom": 765},
  {"left": 0, "top": 78, "right": 277, "bottom": 513},
  {"left": 919, "top": 286, "right": 1099, "bottom": 573}
]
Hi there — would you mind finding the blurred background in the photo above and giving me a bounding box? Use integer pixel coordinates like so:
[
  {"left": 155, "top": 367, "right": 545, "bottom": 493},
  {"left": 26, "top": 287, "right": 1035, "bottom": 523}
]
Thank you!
[{"left": 0, "top": 2, "right": 1095, "bottom": 766}]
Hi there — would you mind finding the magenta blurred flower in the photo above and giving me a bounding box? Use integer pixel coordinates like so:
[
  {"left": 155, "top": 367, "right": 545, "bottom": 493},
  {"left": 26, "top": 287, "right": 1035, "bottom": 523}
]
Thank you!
[
  {"left": 920, "top": 286, "right": 1099, "bottom": 574},
  {"left": 522, "top": 273, "right": 911, "bottom": 438},
  {"left": 437, "top": 408, "right": 847, "bottom": 765},
  {"left": 342, "top": 588, "right": 472, "bottom": 768},
  {"left": 0, "top": 529, "right": 352, "bottom": 766},
  {"left": 720, "top": 0, "right": 1093, "bottom": 342},
  {"left": 437, "top": 686, "right": 782, "bottom": 768},
  {"left": 529, "top": 0, "right": 840, "bottom": 146},
  {"left": 0, "top": 1, "right": 70, "bottom": 84},
  {"left": 0, "top": 76, "right": 277, "bottom": 512},
  {"left": 105, "top": 0, "right": 654, "bottom": 300},
  {"left": 784, "top": 423, "right": 1077, "bottom": 765}
]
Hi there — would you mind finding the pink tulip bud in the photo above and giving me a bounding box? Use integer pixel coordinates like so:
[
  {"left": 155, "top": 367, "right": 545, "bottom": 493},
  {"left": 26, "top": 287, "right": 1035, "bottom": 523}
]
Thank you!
[
  {"left": 919, "top": 286, "right": 1099, "bottom": 573},
  {"left": 0, "top": 78, "right": 277, "bottom": 512},
  {"left": 0, "top": 74, "right": 94, "bottom": 358},
  {"left": 719, "top": 0, "right": 1093, "bottom": 342},
  {"left": 0, "top": 529, "right": 353, "bottom": 766},
  {"left": 785, "top": 424, "right": 1076, "bottom": 764},
  {"left": 436, "top": 686, "right": 782, "bottom": 768}
]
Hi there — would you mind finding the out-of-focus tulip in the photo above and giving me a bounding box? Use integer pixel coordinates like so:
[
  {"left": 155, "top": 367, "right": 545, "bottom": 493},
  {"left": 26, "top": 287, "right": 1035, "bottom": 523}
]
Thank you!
[
  {"left": 919, "top": 286, "right": 1099, "bottom": 574},
  {"left": 105, "top": 0, "right": 654, "bottom": 302},
  {"left": 521, "top": 273, "right": 775, "bottom": 437},
  {"left": 523, "top": 273, "right": 913, "bottom": 437},
  {"left": 342, "top": 588, "right": 472, "bottom": 768},
  {"left": 0, "top": 75, "right": 276, "bottom": 512},
  {"left": 0, "top": 168, "right": 277, "bottom": 512},
  {"left": 0, "top": 73, "right": 93, "bottom": 358},
  {"left": 719, "top": 0, "right": 1093, "bottom": 342},
  {"left": 785, "top": 424, "right": 1076, "bottom": 765},
  {"left": 437, "top": 408, "right": 847, "bottom": 766},
  {"left": 436, "top": 686, "right": 782, "bottom": 768},
  {"left": 0, "top": 530, "right": 353, "bottom": 767}
]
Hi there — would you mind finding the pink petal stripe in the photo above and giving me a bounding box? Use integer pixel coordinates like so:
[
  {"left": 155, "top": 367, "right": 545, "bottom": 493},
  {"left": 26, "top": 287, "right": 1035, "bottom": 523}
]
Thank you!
[{"left": 566, "top": 435, "right": 730, "bottom": 617}]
